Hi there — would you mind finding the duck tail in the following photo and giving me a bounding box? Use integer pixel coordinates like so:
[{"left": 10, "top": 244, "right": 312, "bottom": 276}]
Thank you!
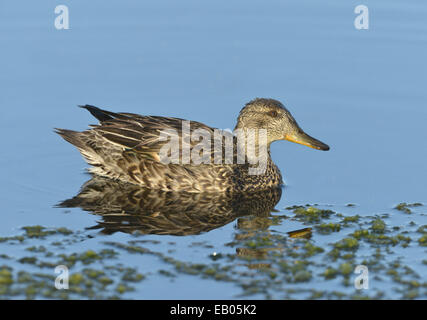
[
  {"left": 55, "top": 128, "right": 85, "bottom": 150},
  {"left": 55, "top": 128, "right": 103, "bottom": 169}
]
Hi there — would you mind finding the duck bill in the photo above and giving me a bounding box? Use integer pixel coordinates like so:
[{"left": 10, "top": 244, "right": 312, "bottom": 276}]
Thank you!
[{"left": 284, "top": 132, "right": 330, "bottom": 151}]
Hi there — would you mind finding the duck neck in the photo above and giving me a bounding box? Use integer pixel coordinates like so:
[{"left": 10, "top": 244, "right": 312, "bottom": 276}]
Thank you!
[{"left": 233, "top": 127, "right": 271, "bottom": 175}]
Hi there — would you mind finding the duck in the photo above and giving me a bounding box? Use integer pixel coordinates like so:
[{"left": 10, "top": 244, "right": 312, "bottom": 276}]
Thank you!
[{"left": 56, "top": 98, "right": 329, "bottom": 193}]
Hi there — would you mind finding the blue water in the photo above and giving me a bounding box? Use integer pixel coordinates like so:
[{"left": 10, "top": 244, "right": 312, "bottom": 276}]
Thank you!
[{"left": 0, "top": 0, "right": 426, "bottom": 299}]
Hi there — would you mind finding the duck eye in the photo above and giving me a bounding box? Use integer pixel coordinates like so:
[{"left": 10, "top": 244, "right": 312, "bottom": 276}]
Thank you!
[{"left": 268, "top": 110, "right": 278, "bottom": 117}]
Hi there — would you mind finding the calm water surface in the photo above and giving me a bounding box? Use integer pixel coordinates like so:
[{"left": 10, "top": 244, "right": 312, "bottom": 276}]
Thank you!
[{"left": 0, "top": 1, "right": 426, "bottom": 299}]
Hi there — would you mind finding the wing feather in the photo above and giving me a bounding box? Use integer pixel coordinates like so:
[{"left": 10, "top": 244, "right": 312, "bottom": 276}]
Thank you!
[{"left": 85, "top": 107, "right": 234, "bottom": 164}]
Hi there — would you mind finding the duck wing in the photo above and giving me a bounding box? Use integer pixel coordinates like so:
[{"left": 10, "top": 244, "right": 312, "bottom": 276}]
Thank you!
[{"left": 81, "top": 105, "right": 234, "bottom": 164}]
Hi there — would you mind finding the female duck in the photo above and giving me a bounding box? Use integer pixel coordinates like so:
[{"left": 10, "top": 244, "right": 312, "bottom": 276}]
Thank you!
[{"left": 56, "top": 98, "right": 329, "bottom": 193}]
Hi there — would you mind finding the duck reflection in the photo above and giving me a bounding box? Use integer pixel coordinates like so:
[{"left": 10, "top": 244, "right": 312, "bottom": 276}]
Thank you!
[{"left": 58, "top": 176, "right": 283, "bottom": 236}]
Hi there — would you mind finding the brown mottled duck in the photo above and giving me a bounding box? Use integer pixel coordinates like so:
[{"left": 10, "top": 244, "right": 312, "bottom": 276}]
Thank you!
[{"left": 56, "top": 98, "right": 329, "bottom": 193}]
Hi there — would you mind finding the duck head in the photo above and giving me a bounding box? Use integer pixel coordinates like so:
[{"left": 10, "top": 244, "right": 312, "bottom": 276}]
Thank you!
[{"left": 234, "top": 98, "right": 330, "bottom": 151}]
